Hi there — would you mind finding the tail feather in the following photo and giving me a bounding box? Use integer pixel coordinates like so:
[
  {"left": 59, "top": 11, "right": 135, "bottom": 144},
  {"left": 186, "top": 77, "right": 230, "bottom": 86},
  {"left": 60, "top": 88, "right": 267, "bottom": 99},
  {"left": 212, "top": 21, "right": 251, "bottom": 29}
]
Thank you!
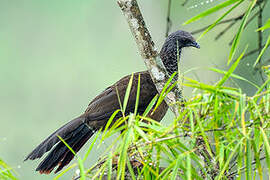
[
  {"left": 25, "top": 117, "right": 95, "bottom": 174},
  {"left": 25, "top": 117, "right": 84, "bottom": 161},
  {"left": 55, "top": 130, "right": 93, "bottom": 173}
]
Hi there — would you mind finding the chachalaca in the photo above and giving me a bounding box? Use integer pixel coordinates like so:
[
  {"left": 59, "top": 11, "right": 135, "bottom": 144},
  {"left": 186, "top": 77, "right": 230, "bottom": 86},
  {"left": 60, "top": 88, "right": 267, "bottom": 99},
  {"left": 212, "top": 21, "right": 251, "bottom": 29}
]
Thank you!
[{"left": 25, "top": 30, "right": 200, "bottom": 174}]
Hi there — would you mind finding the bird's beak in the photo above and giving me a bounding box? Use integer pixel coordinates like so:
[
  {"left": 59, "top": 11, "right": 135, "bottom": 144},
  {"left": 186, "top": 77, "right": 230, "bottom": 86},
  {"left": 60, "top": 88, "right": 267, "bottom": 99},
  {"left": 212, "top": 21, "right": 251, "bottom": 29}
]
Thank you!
[{"left": 191, "top": 41, "right": 200, "bottom": 49}]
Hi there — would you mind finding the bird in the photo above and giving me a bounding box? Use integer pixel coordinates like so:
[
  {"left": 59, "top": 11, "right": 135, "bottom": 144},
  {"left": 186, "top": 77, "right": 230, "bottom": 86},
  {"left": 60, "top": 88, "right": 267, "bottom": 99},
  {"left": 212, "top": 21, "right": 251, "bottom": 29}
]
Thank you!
[{"left": 24, "top": 30, "right": 200, "bottom": 174}]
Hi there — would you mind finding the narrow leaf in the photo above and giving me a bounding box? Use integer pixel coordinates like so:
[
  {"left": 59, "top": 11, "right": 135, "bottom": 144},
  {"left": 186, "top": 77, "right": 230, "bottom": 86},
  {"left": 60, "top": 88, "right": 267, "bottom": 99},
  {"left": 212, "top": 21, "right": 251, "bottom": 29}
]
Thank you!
[
  {"left": 253, "top": 34, "right": 270, "bottom": 67},
  {"left": 228, "top": 0, "right": 257, "bottom": 64},
  {"left": 198, "top": 0, "right": 244, "bottom": 40},
  {"left": 184, "top": 0, "right": 241, "bottom": 25},
  {"left": 218, "top": 46, "right": 248, "bottom": 87}
]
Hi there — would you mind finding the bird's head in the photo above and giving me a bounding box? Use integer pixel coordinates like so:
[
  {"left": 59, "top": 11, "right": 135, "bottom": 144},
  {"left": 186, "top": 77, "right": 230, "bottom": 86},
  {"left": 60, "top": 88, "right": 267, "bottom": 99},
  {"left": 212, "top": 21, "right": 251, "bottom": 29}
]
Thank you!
[{"left": 160, "top": 30, "right": 200, "bottom": 76}]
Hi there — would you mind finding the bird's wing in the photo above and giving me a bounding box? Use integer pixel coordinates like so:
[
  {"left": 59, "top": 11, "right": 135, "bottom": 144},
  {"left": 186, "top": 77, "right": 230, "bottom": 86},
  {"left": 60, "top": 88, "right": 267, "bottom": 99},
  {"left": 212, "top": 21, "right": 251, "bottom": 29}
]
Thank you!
[{"left": 83, "top": 71, "right": 157, "bottom": 126}]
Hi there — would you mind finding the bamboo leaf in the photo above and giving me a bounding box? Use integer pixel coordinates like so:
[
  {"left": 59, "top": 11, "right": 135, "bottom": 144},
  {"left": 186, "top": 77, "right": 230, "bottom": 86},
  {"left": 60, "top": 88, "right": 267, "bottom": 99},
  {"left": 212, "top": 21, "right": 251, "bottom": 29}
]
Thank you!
[
  {"left": 245, "top": 139, "right": 252, "bottom": 180},
  {"left": 257, "top": 18, "right": 270, "bottom": 32},
  {"left": 198, "top": 0, "right": 244, "bottom": 40},
  {"left": 218, "top": 46, "right": 248, "bottom": 87},
  {"left": 107, "top": 151, "right": 113, "bottom": 180},
  {"left": 117, "top": 126, "right": 133, "bottom": 180},
  {"left": 193, "top": 109, "right": 214, "bottom": 158},
  {"left": 123, "top": 73, "right": 134, "bottom": 114},
  {"left": 183, "top": 0, "right": 241, "bottom": 25},
  {"left": 251, "top": 139, "right": 263, "bottom": 180},
  {"left": 210, "top": 67, "right": 259, "bottom": 89},
  {"left": 228, "top": 0, "right": 257, "bottom": 64},
  {"left": 142, "top": 95, "right": 158, "bottom": 117},
  {"left": 134, "top": 125, "right": 149, "bottom": 142},
  {"left": 134, "top": 74, "right": 141, "bottom": 115},
  {"left": 77, "top": 158, "right": 85, "bottom": 180},
  {"left": 126, "top": 158, "right": 136, "bottom": 180},
  {"left": 101, "top": 109, "right": 120, "bottom": 142},
  {"left": 186, "top": 153, "right": 192, "bottom": 180},
  {"left": 53, "top": 163, "right": 77, "bottom": 180},
  {"left": 216, "top": 139, "right": 243, "bottom": 180},
  {"left": 57, "top": 135, "right": 76, "bottom": 156},
  {"left": 84, "top": 129, "right": 102, "bottom": 162},
  {"left": 253, "top": 34, "right": 270, "bottom": 67},
  {"left": 57, "top": 136, "right": 85, "bottom": 180},
  {"left": 171, "top": 155, "right": 182, "bottom": 180},
  {"left": 260, "top": 128, "right": 270, "bottom": 172}
]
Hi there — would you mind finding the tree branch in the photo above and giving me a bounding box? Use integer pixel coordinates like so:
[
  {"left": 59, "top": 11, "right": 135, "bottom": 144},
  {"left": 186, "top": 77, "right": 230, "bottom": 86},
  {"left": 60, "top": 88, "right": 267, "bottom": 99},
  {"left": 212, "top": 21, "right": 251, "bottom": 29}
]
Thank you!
[
  {"left": 117, "top": 0, "right": 182, "bottom": 116},
  {"left": 165, "top": 0, "right": 172, "bottom": 37}
]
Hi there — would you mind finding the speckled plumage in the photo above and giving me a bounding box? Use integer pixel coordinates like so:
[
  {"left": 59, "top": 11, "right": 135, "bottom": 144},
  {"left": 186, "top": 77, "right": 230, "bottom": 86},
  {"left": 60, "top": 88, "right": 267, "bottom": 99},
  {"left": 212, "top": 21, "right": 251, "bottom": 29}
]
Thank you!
[{"left": 160, "top": 30, "right": 199, "bottom": 76}]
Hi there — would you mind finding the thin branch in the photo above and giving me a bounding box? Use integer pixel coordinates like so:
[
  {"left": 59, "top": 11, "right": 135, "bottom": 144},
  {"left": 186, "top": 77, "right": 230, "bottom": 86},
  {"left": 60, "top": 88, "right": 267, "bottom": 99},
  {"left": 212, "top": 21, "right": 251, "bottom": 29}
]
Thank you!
[
  {"left": 117, "top": 0, "right": 182, "bottom": 116},
  {"left": 131, "top": 123, "right": 258, "bottom": 151},
  {"left": 256, "top": 4, "right": 266, "bottom": 82},
  {"left": 257, "top": 5, "right": 263, "bottom": 52},
  {"left": 254, "top": 58, "right": 270, "bottom": 71},
  {"left": 165, "top": 0, "right": 172, "bottom": 37},
  {"left": 227, "top": 156, "right": 266, "bottom": 177},
  {"left": 182, "top": 0, "right": 189, "bottom": 6},
  {"left": 191, "top": 4, "right": 260, "bottom": 42},
  {"left": 242, "top": 46, "right": 263, "bottom": 59},
  {"left": 230, "top": 44, "right": 265, "bottom": 64},
  {"left": 215, "top": 20, "right": 238, "bottom": 40},
  {"left": 228, "top": 3, "right": 265, "bottom": 45}
]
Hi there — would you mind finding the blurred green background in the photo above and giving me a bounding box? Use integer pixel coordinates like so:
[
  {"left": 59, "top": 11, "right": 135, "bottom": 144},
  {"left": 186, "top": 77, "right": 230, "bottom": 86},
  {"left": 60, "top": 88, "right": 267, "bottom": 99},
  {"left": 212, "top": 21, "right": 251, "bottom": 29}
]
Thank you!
[{"left": 0, "top": 0, "right": 268, "bottom": 179}]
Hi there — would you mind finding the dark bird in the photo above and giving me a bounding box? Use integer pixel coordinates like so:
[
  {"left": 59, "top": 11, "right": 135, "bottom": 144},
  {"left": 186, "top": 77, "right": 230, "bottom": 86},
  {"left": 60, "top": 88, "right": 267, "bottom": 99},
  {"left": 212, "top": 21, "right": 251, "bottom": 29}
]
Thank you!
[{"left": 24, "top": 30, "right": 200, "bottom": 174}]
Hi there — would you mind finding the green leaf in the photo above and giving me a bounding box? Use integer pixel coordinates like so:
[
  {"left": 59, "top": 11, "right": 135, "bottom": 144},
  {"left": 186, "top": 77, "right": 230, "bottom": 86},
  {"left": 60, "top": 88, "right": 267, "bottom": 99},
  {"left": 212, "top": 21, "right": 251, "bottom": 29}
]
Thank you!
[
  {"left": 186, "top": 153, "right": 192, "bottom": 180},
  {"left": 84, "top": 129, "right": 102, "bottom": 162},
  {"left": 154, "top": 72, "right": 177, "bottom": 113},
  {"left": 251, "top": 139, "right": 263, "bottom": 180},
  {"left": 101, "top": 109, "right": 120, "bottom": 142},
  {"left": 53, "top": 163, "right": 77, "bottom": 180},
  {"left": 183, "top": 0, "right": 241, "bottom": 25},
  {"left": 0, "top": 159, "right": 17, "bottom": 180},
  {"left": 157, "top": 160, "right": 176, "bottom": 179},
  {"left": 57, "top": 135, "right": 85, "bottom": 180},
  {"left": 245, "top": 139, "right": 252, "bottom": 180},
  {"left": 142, "top": 94, "right": 158, "bottom": 117},
  {"left": 123, "top": 73, "right": 134, "bottom": 114},
  {"left": 198, "top": 0, "right": 244, "bottom": 40},
  {"left": 126, "top": 158, "right": 136, "bottom": 180},
  {"left": 228, "top": 0, "right": 257, "bottom": 64},
  {"left": 255, "top": 77, "right": 270, "bottom": 96},
  {"left": 194, "top": 110, "right": 214, "bottom": 158},
  {"left": 218, "top": 46, "right": 248, "bottom": 87},
  {"left": 117, "top": 126, "right": 133, "bottom": 180},
  {"left": 171, "top": 155, "right": 182, "bottom": 180},
  {"left": 134, "top": 73, "right": 141, "bottom": 115},
  {"left": 134, "top": 125, "right": 150, "bottom": 142},
  {"left": 210, "top": 67, "right": 259, "bottom": 89},
  {"left": 107, "top": 151, "right": 113, "bottom": 180},
  {"left": 257, "top": 18, "right": 270, "bottom": 32},
  {"left": 260, "top": 128, "right": 270, "bottom": 172},
  {"left": 253, "top": 34, "right": 270, "bottom": 67},
  {"left": 216, "top": 138, "right": 243, "bottom": 180},
  {"left": 78, "top": 158, "right": 86, "bottom": 180},
  {"left": 57, "top": 135, "right": 76, "bottom": 156}
]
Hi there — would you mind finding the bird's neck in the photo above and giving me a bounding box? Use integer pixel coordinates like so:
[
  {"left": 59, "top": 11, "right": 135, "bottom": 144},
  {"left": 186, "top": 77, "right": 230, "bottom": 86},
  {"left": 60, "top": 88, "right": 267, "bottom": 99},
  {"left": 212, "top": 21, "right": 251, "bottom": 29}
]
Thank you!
[{"left": 160, "top": 48, "right": 182, "bottom": 77}]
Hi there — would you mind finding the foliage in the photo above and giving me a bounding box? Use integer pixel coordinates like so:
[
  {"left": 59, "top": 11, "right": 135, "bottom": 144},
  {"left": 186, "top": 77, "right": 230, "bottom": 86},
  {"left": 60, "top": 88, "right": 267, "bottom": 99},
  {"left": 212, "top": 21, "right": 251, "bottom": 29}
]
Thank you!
[
  {"left": 51, "top": 61, "right": 269, "bottom": 179},
  {"left": 2, "top": 0, "right": 269, "bottom": 179},
  {"left": 54, "top": 0, "right": 270, "bottom": 179},
  {"left": 0, "top": 158, "right": 18, "bottom": 180}
]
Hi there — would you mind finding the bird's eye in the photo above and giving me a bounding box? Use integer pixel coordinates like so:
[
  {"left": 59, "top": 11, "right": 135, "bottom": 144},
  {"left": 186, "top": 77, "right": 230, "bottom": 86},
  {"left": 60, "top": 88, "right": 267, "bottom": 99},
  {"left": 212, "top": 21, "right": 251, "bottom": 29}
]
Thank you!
[{"left": 183, "top": 39, "right": 190, "bottom": 44}]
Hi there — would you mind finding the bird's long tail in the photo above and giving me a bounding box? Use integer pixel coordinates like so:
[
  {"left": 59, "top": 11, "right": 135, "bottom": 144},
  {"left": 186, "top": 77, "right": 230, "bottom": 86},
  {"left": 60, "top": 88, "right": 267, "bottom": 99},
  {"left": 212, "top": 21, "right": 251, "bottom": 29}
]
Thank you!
[{"left": 24, "top": 117, "right": 95, "bottom": 174}]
